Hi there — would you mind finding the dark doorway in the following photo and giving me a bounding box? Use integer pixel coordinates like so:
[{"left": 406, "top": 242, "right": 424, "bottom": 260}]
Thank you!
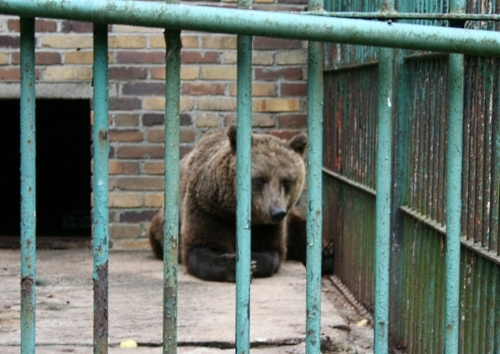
[{"left": 0, "top": 99, "right": 91, "bottom": 241}]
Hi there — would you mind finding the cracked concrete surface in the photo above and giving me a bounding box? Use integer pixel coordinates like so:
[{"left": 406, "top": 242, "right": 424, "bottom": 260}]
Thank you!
[{"left": 0, "top": 249, "right": 373, "bottom": 353}]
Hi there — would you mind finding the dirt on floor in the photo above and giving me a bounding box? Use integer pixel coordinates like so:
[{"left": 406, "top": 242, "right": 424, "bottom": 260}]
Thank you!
[{"left": 0, "top": 249, "right": 373, "bottom": 353}]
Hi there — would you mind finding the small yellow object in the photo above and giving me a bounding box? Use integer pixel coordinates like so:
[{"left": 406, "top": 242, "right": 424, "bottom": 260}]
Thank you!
[{"left": 119, "top": 339, "right": 138, "bottom": 349}]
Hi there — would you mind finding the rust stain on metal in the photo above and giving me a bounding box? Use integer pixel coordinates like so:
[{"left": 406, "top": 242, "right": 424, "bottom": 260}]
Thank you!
[
  {"left": 21, "top": 276, "right": 34, "bottom": 297},
  {"left": 98, "top": 129, "right": 108, "bottom": 141},
  {"left": 94, "top": 261, "right": 108, "bottom": 352}
]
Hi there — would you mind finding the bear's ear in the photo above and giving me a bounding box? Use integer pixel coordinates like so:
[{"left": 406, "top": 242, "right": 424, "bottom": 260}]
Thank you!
[
  {"left": 289, "top": 133, "right": 307, "bottom": 156},
  {"left": 227, "top": 125, "right": 237, "bottom": 151}
]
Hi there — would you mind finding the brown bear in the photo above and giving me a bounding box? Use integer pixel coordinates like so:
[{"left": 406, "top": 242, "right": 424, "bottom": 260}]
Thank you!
[{"left": 148, "top": 125, "right": 333, "bottom": 282}]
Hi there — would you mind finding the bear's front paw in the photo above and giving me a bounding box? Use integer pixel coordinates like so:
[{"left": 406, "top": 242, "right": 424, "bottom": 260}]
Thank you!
[{"left": 216, "top": 253, "right": 237, "bottom": 282}]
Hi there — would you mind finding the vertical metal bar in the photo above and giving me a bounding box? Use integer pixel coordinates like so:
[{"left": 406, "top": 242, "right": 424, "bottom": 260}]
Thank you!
[
  {"left": 235, "top": 0, "right": 252, "bottom": 350},
  {"left": 445, "top": 49, "right": 464, "bottom": 354},
  {"left": 445, "top": 1, "right": 465, "bottom": 352},
  {"left": 163, "top": 26, "right": 181, "bottom": 354},
  {"left": 20, "top": 16, "right": 36, "bottom": 354},
  {"left": 374, "top": 45, "right": 394, "bottom": 354},
  {"left": 306, "top": 0, "right": 323, "bottom": 350},
  {"left": 92, "top": 22, "right": 109, "bottom": 354}
]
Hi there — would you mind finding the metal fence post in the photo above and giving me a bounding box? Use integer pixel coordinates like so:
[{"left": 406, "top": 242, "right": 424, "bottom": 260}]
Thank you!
[
  {"left": 163, "top": 0, "right": 181, "bottom": 348},
  {"left": 20, "top": 16, "right": 36, "bottom": 354},
  {"left": 374, "top": 3, "right": 395, "bottom": 353},
  {"left": 306, "top": 0, "right": 324, "bottom": 351},
  {"left": 92, "top": 22, "right": 110, "bottom": 354},
  {"left": 235, "top": 0, "right": 253, "bottom": 351},
  {"left": 445, "top": 2, "right": 465, "bottom": 352}
]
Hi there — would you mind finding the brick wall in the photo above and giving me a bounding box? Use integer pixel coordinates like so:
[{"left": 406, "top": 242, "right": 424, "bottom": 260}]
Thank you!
[{"left": 0, "top": 0, "right": 309, "bottom": 249}]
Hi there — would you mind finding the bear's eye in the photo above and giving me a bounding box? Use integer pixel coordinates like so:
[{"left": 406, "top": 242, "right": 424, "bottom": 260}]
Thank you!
[
  {"left": 252, "top": 177, "right": 266, "bottom": 189},
  {"left": 282, "top": 178, "right": 294, "bottom": 192}
]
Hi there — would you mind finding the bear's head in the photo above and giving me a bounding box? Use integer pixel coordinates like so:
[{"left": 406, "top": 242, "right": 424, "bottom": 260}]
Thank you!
[{"left": 227, "top": 125, "right": 307, "bottom": 225}]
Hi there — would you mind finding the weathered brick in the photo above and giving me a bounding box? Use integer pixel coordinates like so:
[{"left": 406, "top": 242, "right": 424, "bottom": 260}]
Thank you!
[
  {"left": 109, "top": 161, "right": 140, "bottom": 175},
  {"left": 41, "top": 36, "right": 93, "bottom": 49},
  {"left": 0, "top": 36, "right": 19, "bottom": 48},
  {"left": 146, "top": 129, "right": 195, "bottom": 143},
  {"left": 225, "top": 114, "right": 275, "bottom": 127},
  {"left": 143, "top": 97, "right": 194, "bottom": 111},
  {"left": 12, "top": 52, "right": 61, "bottom": 65},
  {"left": 109, "top": 67, "right": 147, "bottom": 80},
  {"left": 43, "top": 66, "right": 92, "bottom": 81},
  {"left": 180, "top": 146, "right": 193, "bottom": 158},
  {"left": 61, "top": 21, "right": 94, "bottom": 33},
  {"left": 8, "top": 19, "right": 57, "bottom": 32},
  {"left": 145, "top": 193, "right": 164, "bottom": 208},
  {"left": 64, "top": 51, "right": 113, "bottom": 64},
  {"left": 197, "top": 97, "right": 236, "bottom": 111},
  {"left": 281, "top": 83, "right": 307, "bottom": 96},
  {"left": 276, "top": 50, "right": 307, "bottom": 65},
  {"left": 117, "top": 177, "right": 164, "bottom": 191},
  {"left": 196, "top": 113, "right": 220, "bottom": 127},
  {"left": 252, "top": 98, "right": 301, "bottom": 112},
  {"left": 182, "top": 83, "right": 225, "bottom": 96},
  {"left": 201, "top": 35, "right": 237, "bottom": 49},
  {"left": 277, "top": 114, "right": 307, "bottom": 128},
  {"left": 109, "top": 98, "right": 142, "bottom": 111},
  {"left": 109, "top": 224, "right": 142, "bottom": 239},
  {"left": 119, "top": 209, "right": 159, "bottom": 222},
  {"left": 109, "top": 193, "right": 143, "bottom": 208},
  {"left": 253, "top": 37, "right": 303, "bottom": 50},
  {"left": 255, "top": 68, "right": 303, "bottom": 81},
  {"left": 150, "top": 66, "right": 200, "bottom": 80},
  {"left": 202, "top": 66, "right": 237, "bottom": 80},
  {"left": 114, "top": 113, "right": 139, "bottom": 126},
  {"left": 143, "top": 113, "right": 164, "bottom": 126},
  {"left": 181, "top": 114, "right": 193, "bottom": 126},
  {"left": 109, "top": 35, "right": 147, "bottom": 49},
  {"left": 113, "top": 25, "right": 164, "bottom": 33},
  {"left": 116, "top": 145, "right": 165, "bottom": 159},
  {"left": 0, "top": 53, "right": 8, "bottom": 65},
  {"left": 122, "top": 82, "right": 165, "bottom": 96},
  {"left": 181, "top": 35, "right": 199, "bottom": 48},
  {"left": 229, "top": 83, "right": 277, "bottom": 97},
  {"left": 181, "top": 51, "right": 219, "bottom": 64},
  {"left": 117, "top": 51, "right": 165, "bottom": 64},
  {"left": 109, "top": 129, "right": 143, "bottom": 142},
  {"left": 149, "top": 35, "right": 166, "bottom": 49},
  {"left": 222, "top": 52, "right": 274, "bottom": 65},
  {"left": 144, "top": 161, "right": 164, "bottom": 175},
  {"left": 0, "top": 68, "right": 20, "bottom": 80}
]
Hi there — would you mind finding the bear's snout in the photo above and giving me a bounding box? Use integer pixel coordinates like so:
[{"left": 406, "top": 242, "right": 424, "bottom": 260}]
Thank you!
[{"left": 270, "top": 206, "right": 287, "bottom": 222}]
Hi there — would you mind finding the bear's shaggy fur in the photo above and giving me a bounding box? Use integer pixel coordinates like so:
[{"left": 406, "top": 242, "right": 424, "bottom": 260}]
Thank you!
[{"left": 148, "top": 126, "right": 332, "bottom": 282}]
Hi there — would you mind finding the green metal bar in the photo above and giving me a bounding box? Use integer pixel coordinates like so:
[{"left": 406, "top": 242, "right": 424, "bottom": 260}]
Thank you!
[
  {"left": 3, "top": 0, "right": 500, "bottom": 57},
  {"left": 235, "top": 0, "right": 253, "bottom": 351},
  {"left": 163, "top": 19, "right": 181, "bottom": 354},
  {"left": 20, "top": 16, "right": 36, "bottom": 354},
  {"left": 445, "top": 53, "right": 463, "bottom": 354},
  {"left": 306, "top": 0, "right": 323, "bottom": 349},
  {"left": 375, "top": 1, "right": 395, "bottom": 347},
  {"left": 301, "top": 11, "right": 500, "bottom": 21},
  {"left": 92, "top": 23, "right": 109, "bottom": 354},
  {"left": 322, "top": 167, "right": 376, "bottom": 196},
  {"left": 235, "top": 33, "right": 252, "bottom": 354},
  {"left": 374, "top": 46, "right": 394, "bottom": 354},
  {"left": 445, "top": 0, "right": 464, "bottom": 351}
]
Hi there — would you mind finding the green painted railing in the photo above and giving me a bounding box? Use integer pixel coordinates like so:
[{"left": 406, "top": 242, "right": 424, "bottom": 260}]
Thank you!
[{"left": 5, "top": 0, "right": 500, "bottom": 353}]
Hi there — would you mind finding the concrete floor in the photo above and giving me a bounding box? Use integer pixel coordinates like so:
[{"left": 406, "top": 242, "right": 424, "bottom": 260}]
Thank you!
[{"left": 0, "top": 249, "right": 373, "bottom": 353}]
